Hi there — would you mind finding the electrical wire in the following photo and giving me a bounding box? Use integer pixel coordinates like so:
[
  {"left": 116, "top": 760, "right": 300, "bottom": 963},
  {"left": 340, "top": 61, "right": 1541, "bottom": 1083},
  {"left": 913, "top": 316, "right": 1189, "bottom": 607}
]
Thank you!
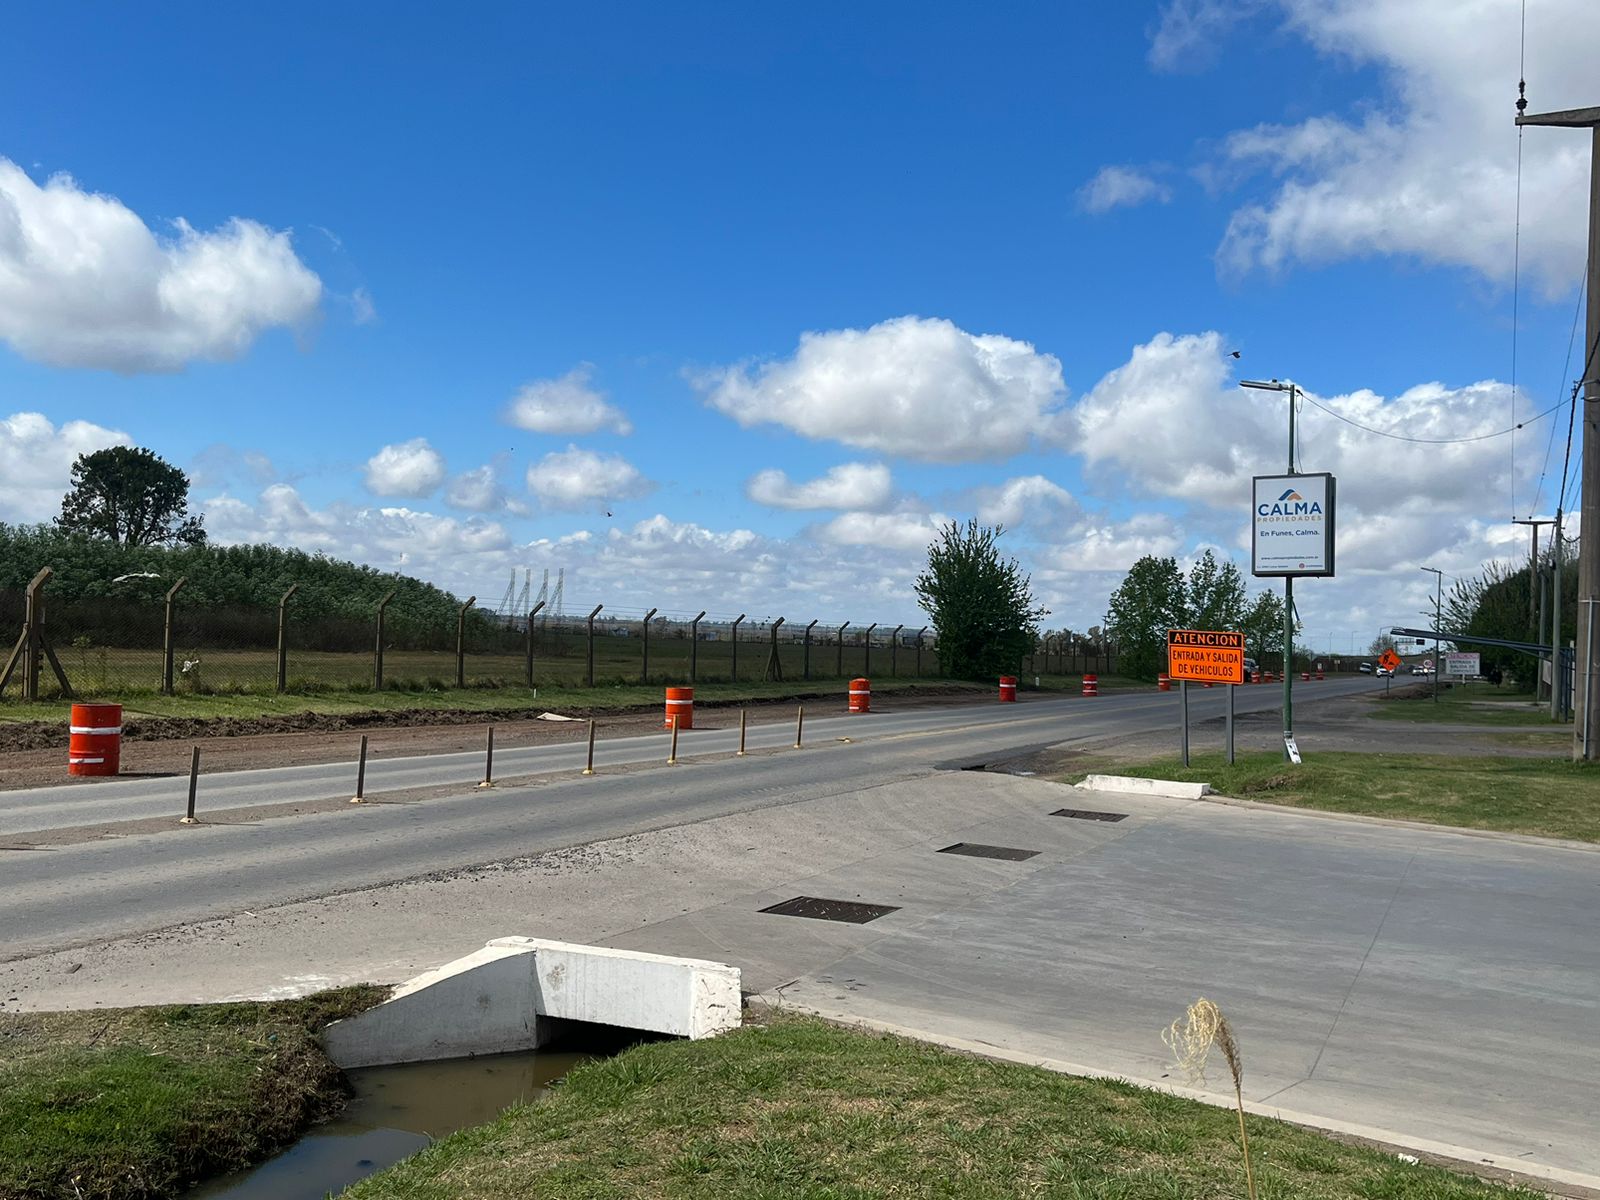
[
  {"left": 1557, "top": 382, "right": 1579, "bottom": 519},
  {"left": 1531, "top": 267, "right": 1586, "bottom": 516},
  {"left": 1510, "top": 6, "right": 1526, "bottom": 521},
  {"left": 1297, "top": 391, "right": 1565, "bottom": 445}
]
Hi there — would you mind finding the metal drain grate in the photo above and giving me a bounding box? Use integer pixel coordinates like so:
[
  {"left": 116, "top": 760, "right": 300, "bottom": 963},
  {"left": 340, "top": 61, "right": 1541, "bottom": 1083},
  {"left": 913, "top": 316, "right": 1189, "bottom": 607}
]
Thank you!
[
  {"left": 759, "top": 896, "right": 901, "bottom": 924},
  {"left": 936, "top": 842, "right": 1040, "bottom": 862},
  {"left": 1050, "top": 808, "right": 1128, "bottom": 823}
]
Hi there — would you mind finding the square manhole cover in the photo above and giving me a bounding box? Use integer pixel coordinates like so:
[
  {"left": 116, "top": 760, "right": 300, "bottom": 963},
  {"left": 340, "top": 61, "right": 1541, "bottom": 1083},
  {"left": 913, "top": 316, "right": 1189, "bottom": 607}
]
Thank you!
[
  {"left": 936, "top": 842, "right": 1040, "bottom": 862},
  {"left": 759, "top": 896, "right": 900, "bottom": 924},
  {"left": 1050, "top": 808, "right": 1128, "bottom": 823}
]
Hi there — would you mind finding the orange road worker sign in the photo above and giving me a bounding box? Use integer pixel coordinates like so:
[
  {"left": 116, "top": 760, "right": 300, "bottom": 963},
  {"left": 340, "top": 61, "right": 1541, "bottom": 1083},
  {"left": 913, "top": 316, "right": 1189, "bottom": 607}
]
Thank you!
[
  {"left": 1379, "top": 648, "right": 1401, "bottom": 672},
  {"left": 1167, "top": 629, "right": 1245, "bottom": 685}
]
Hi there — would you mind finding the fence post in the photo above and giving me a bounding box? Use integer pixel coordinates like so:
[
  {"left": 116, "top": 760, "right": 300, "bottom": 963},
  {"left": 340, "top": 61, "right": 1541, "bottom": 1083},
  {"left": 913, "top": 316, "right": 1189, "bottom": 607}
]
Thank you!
[
  {"left": 917, "top": 626, "right": 928, "bottom": 676},
  {"left": 864, "top": 622, "right": 877, "bottom": 678},
  {"left": 373, "top": 588, "right": 396, "bottom": 692},
  {"left": 891, "top": 624, "right": 903, "bottom": 677},
  {"left": 690, "top": 611, "right": 705, "bottom": 683},
  {"left": 162, "top": 577, "right": 188, "bottom": 695},
  {"left": 276, "top": 584, "right": 299, "bottom": 694},
  {"left": 525, "top": 600, "right": 546, "bottom": 688},
  {"left": 731, "top": 614, "right": 745, "bottom": 682},
  {"left": 837, "top": 621, "right": 849, "bottom": 678},
  {"left": 642, "top": 607, "right": 658, "bottom": 683},
  {"left": 804, "top": 619, "right": 817, "bottom": 680},
  {"left": 586, "top": 604, "right": 603, "bottom": 686},
  {"left": 454, "top": 595, "right": 476, "bottom": 689},
  {"left": 765, "top": 616, "right": 785, "bottom": 681}
]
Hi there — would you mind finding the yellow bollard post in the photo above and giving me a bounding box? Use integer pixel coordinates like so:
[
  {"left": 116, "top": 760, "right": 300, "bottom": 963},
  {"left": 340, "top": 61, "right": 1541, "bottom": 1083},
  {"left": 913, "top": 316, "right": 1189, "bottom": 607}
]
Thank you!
[
  {"left": 736, "top": 708, "right": 747, "bottom": 756},
  {"left": 794, "top": 704, "right": 804, "bottom": 749},
  {"left": 582, "top": 719, "right": 596, "bottom": 775},
  {"left": 667, "top": 714, "right": 680, "bottom": 764},
  {"left": 350, "top": 734, "right": 368, "bottom": 803}
]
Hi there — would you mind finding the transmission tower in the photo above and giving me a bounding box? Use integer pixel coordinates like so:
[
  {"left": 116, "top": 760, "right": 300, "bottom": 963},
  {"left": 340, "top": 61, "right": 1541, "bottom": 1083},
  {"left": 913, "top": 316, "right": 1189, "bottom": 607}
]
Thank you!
[
  {"left": 551, "top": 568, "right": 565, "bottom": 619},
  {"left": 516, "top": 569, "right": 530, "bottom": 617},
  {"left": 495, "top": 572, "right": 516, "bottom": 620}
]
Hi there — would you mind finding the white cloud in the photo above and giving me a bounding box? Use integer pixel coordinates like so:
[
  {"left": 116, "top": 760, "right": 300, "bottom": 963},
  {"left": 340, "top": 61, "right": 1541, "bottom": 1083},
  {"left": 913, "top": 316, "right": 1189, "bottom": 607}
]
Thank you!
[
  {"left": 203, "top": 484, "right": 512, "bottom": 572},
  {"left": 696, "top": 315, "right": 1071, "bottom": 463},
  {"left": 0, "top": 411, "right": 132, "bottom": 523},
  {"left": 446, "top": 464, "right": 512, "bottom": 513},
  {"left": 0, "top": 159, "right": 322, "bottom": 372},
  {"left": 973, "top": 475, "right": 1079, "bottom": 527},
  {"left": 364, "top": 438, "right": 447, "bottom": 498},
  {"left": 350, "top": 287, "right": 377, "bottom": 325},
  {"left": 506, "top": 365, "right": 633, "bottom": 435},
  {"left": 746, "top": 462, "right": 893, "bottom": 511},
  {"left": 1198, "top": 0, "right": 1597, "bottom": 293},
  {"left": 1078, "top": 166, "right": 1172, "bottom": 214},
  {"left": 526, "top": 446, "right": 651, "bottom": 509},
  {"left": 1148, "top": 0, "right": 1264, "bottom": 72},
  {"left": 814, "top": 509, "right": 952, "bottom": 555}
]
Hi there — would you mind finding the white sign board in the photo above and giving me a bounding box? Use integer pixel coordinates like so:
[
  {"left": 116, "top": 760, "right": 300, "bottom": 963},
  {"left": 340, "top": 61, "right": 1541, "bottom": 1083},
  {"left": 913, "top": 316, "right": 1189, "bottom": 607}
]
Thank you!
[
  {"left": 1445, "top": 652, "right": 1480, "bottom": 677},
  {"left": 1252, "top": 473, "right": 1336, "bottom": 577}
]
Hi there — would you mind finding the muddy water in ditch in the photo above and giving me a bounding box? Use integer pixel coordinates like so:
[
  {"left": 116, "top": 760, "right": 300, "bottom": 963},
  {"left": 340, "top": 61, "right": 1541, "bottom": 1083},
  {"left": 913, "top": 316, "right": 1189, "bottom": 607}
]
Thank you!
[{"left": 188, "top": 1033, "right": 621, "bottom": 1200}]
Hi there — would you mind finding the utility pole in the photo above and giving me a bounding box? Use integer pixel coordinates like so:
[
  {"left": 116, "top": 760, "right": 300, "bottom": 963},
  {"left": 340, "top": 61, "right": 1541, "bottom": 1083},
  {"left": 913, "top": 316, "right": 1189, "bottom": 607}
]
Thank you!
[
  {"left": 1241, "top": 377, "right": 1300, "bottom": 759},
  {"left": 1421, "top": 566, "right": 1443, "bottom": 704},
  {"left": 1517, "top": 102, "right": 1599, "bottom": 759},
  {"left": 1512, "top": 518, "right": 1556, "bottom": 626},
  {"left": 1552, "top": 510, "right": 1565, "bottom": 720}
]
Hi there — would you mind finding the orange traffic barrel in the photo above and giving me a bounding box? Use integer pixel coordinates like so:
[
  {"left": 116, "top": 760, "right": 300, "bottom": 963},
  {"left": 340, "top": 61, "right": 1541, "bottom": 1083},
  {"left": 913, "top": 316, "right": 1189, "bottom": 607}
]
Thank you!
[
  {"left": 1316, "top": 669, "right": 1325, "bottom": 681},
  {"left": 849, "top": 677, "right": 871, "bottom": 713},
  {"left": 1252, "top": 670, "right": 1262, "bottom": 684},
  {"left": 1157, "top": 673, "right": 1171, "bottom": 692},
  {"left": 999, "top": 675, "right": 1017, "bottom": 702},
  {"left": 664, "top": 686, "right": 694, "bottom": 730},
  {"left": 1301, "top": 671, "right": 1311, "bottom": 682},
  {"left": 69, "top": 702, "right": 122, "bottom": 777},
  {"left": 1082, "top": 674, "right": 1098, "bottom": 697}
]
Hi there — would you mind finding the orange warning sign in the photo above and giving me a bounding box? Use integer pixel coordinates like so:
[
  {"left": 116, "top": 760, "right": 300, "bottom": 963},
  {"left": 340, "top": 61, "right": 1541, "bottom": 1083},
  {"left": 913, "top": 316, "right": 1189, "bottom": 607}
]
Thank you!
[
  {"left": 1379, "top": 648, "right": 1401, "bottom": 671},
  {"left": 1166, "top": 629, "right": 1245, "bottom": 685}
]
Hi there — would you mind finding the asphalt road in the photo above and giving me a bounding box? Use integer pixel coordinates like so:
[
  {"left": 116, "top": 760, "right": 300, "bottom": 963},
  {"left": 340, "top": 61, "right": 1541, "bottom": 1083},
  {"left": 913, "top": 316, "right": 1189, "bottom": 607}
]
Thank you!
[{"left": 0, "top": 677, "right": 1386, "bottom": 958}]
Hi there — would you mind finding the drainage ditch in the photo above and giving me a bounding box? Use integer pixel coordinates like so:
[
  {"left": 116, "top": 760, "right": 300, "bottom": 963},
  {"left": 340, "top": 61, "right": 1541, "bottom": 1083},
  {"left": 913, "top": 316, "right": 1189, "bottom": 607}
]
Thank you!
[{"left": 187, "top": 1023, "right": 649, "bottom": 1200}]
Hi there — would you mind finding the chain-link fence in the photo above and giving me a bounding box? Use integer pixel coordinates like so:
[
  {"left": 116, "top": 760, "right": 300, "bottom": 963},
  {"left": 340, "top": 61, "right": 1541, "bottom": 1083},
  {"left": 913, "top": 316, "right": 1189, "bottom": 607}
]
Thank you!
[{"left": 0, "top": 580, "right": 960, "bottom": 700}]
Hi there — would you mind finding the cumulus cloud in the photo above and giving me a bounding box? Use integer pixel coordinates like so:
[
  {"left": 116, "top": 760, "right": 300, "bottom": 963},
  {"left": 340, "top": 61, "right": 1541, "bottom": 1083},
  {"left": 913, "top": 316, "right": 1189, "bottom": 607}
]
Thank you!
[
  {"left": 526, "top": 446, "right": 651, "bottom": 509},
  {"left": 506, "top": 365, "right": 633, "bottom": 435},
  {"left": 0, "top": 159, "right": 322, "bottom": 372},
  {"left": 973, "top": 476, "right": 1079, "bottom": 527},
  {"left": 696, "top": 316, "right": 1071, "bottom": 463},
  {"left": 0, "top": 411, "right": 132, "bottom": 522},
  {"left": 746, "top": 462, "right": 893, "bottom": 511},
  {"left": 1193, "top": 0, "right": 1597, "bottom": 293},
  {"left": 444, "top": 464, "right": 529, "bottom": 514},
  {"left": 364, "top": 438, "right": 447, "bottom": 498},
  {"left": 1078, "top": 166, "right": 1172, "bottom": 214},
  {"left": 1148, "top": 0, "right": 1265, "bottom": 72},
  {"left": 814, "top": 509, "right": 952, "bottom": 555}
]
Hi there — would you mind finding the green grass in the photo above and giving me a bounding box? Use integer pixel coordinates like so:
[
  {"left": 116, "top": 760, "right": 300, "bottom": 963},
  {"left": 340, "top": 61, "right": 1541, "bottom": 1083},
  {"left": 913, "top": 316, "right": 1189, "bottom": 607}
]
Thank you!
[
  {"left": 341, "top": 1015, "right": 1534, "bottom": 1200},
  {"left": 1368, "top": 682, "right": 1565, "bottom": 727},
  {"left": 0, "top": 987, "right": 386, "bottom": 1200},
  {"left": 1083, "top": 751, "right": 1600, "bottom": 842}
]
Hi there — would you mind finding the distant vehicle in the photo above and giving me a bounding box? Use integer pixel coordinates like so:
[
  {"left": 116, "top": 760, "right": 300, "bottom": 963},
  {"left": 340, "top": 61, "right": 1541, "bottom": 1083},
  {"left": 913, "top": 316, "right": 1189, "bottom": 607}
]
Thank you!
[
  {"left": 1358, "top": 662, "right": 1375, "bottom": 674},
  {"left": 1243, "top": 657, "right": 1259, "bottom": 675},
  {"left": 1376, "top": 666, "right": 1394, "bottom": 677}
]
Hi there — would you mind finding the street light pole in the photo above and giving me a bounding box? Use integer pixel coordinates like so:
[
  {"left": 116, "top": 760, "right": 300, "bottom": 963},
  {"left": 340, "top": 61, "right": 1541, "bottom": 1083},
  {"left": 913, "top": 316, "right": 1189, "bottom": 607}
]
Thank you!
[
  {"left": 1242, "top": 378, "right": 1300, "bottom": 759},
  {"left": 1421, "top": 566, "right": 1443, "bottom": 704}
]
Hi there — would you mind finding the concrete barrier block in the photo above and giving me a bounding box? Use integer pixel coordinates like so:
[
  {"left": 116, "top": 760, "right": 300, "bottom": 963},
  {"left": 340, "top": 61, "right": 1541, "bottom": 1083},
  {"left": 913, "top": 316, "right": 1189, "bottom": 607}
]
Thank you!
[
  {"left": 324, "top": 936, "right": 741, "bottom": 1069},
  {"left": 1078, "top": 774, "right": 1211, "bottom": 800}
]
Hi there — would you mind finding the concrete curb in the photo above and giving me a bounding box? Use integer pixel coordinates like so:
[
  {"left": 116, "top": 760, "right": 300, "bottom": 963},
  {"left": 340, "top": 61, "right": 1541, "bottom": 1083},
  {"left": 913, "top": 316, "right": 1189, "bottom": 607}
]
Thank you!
[
  {"left": 1077, "top": 773, "right": 1211, "bottom": 800},
  {"left": 761, "top": 999, "right": 1600, "bottom": 1199}
]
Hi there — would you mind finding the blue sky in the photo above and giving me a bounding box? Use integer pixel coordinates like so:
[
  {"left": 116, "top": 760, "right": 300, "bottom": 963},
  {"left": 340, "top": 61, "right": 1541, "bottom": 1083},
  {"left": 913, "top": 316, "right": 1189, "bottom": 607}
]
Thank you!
[{"left": 0, "top": 1, "right": 1594, "bottom": 651}]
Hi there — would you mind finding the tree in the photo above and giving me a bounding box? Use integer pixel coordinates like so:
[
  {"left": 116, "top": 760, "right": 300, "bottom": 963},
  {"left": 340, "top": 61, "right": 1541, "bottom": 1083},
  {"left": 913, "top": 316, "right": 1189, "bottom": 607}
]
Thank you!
[
  {"left": 915, "top": 519, "right": 1045, "bottom": 680},
  {"left": 1241, "top": 590, "right": 1290, "bottom": 668},
  {"left": 57, "top": 447, "right": 206, "bottom": 547},
  {"left": 1105, "top": 555, "right": 1187, "bottom": 681},
  {"left": 1187, "top": 549, "right": 1248, "bottom": 631},
  {"left": 1369, "top": 634, "right": 1398, "bottom": 656}
]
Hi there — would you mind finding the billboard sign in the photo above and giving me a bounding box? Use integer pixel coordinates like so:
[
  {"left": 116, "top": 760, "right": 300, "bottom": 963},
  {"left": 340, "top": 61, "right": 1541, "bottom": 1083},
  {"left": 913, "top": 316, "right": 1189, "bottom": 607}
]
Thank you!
[
  {"left": 1167, "top": 629, "right": 1245, "bottom": 685},
  {"left": 1445, "top": 652, "right": 1481, "bottom": 677},
  {"left": 1252, "top": 473, "right": 1336, "bottom": 577}
]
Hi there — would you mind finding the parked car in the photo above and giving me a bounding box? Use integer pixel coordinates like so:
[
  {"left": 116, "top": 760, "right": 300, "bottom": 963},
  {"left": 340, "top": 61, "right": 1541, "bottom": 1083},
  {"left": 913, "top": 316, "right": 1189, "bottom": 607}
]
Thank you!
[{"left": 1358, "top": 662, "right": 1375, "bottom": 674}]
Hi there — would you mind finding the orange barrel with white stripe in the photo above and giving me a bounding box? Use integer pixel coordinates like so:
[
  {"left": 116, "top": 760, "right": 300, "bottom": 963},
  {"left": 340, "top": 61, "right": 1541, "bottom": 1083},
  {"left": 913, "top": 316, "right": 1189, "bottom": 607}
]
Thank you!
[
  {"left": 69, "top": 703, "right": 122, "bottom": 777},
  {"left": 1301, "top": 671, "right": 1311, "bottom": 682},
  {"left": 664, "top": 686, "right": 694, "bottom": 730},
  {"left": 999, "top": 676, "right": 1017, "bottom": 702},
  {"left": 1316, "top": 668, "right": 1325, "bottom": 681},
  {"left": 1157, "top": 673, "right": 1171, "bottom": 692},
  {"left": 1082, "top": 674, "right": 1098, "bottom": 697},
  {"left": 849, "top": 677, "right": 871, "bottom": 713},
  {"left": 1252, "top": 670, "right": 1262, "bottom": 684}
]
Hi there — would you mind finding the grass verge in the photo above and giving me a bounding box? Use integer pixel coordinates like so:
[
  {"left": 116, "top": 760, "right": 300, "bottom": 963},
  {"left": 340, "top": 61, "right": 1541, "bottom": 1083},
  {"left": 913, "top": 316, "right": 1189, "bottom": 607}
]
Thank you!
[
  {"left": 0, "top": 987, "right": 386, "bottom": 1200},
  {"left": 1077, "top": 751, "right": 1600, "bottom": 842},
  {"left": 1369, "top": 683, "right": 1565, "bottom": 726},
  {"left": 342, "top": 1015, "right": 1534, "bottom": 1199}
]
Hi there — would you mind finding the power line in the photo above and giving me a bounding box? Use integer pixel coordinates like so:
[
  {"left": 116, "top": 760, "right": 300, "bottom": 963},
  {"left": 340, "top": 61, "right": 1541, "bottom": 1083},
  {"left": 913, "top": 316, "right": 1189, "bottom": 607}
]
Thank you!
[
  {"left": 1531, "top": 267, "right": 1586, "bottom": 516},
  {"left": 1297, "top": 391, "right": 1565, "bottom": 445},
  {"left": 1558, "top": 382, "right": 1579, "bottom": 517},
  {"left": 1511, "top": 42, "right": 1527, "bottom": 520}
]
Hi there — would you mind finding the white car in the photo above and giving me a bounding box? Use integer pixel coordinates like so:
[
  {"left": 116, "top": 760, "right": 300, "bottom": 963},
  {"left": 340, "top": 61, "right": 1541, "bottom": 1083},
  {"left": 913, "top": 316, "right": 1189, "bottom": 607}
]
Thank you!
[{"left": 1376, "top": 666, "right": 1394, "bottom": 677}]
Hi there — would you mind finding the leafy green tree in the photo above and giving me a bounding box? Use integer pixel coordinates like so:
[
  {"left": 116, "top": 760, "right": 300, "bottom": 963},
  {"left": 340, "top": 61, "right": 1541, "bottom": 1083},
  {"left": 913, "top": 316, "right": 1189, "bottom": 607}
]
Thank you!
[
  {"left": 1187, "top": 549, "right": 1248, "bottom": 631},
  {"left": 1105, "top": 555, "right": 1187, "bottom": 681},
  {"left": 57, "top": 447, "right": 206, "bottom": 547},
  {"left": 1368, "top": 634, "right": 1398, "bottom": 656},
  {"left": 915, "top": 519, "right": 1045, "bottom": 680},
  {"left": 1241, "top": 590, "right": 1289, "bottom": 668}
]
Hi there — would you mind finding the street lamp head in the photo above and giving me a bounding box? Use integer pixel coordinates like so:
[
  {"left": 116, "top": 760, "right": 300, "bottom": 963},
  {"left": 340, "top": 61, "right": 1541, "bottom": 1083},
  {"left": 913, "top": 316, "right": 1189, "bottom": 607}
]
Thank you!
[{"left": 1239, "top": 378, "right": 1289, "bottom": 391}]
